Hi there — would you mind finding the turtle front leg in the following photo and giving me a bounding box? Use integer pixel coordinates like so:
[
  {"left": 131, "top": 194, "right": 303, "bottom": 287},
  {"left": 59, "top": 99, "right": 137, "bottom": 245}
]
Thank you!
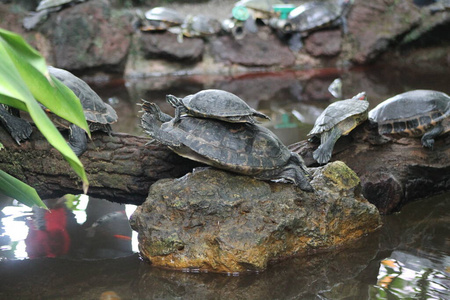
[
  {"left": 141, "top": 111, "right": 182, "bottom": 148},
  {"left": 421, "top": 124, "right": 443, "bottom": 149},
  {"left": 313, "top": 128, "right": 342, "bottom": 165},
  {"left": 0, "top": 105, "right": 32, "bottom": 145},
  {"left": 68, "top": 124, "right": 88, "bottom": 156},
  {"left": 141, "top": 100, "right": 173, "bottom": 123}
]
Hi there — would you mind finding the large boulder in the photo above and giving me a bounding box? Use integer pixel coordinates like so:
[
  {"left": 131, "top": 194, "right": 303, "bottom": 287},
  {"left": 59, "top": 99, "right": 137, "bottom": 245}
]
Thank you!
[
  {"left": 38, "top": 0, "right": 133, "bottom": 71},
  {"left": 130, "top": 162, "right": 381, "bottom": 273}
]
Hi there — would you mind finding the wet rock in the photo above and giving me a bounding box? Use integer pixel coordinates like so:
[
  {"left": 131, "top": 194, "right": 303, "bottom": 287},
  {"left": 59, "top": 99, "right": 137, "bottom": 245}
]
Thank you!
[
  {"left": 210, "top": 30, "right": 296, "bottom": 67},
  {"left": 139, "top": 31, "right": 205, "bottom": 62},
  {"left": 304, "top": 29, "right": 342, "bottom": 57},
  {"left": 130, "top": 162, "right": 381, "bottom": 273},
  {"left": 346, "top": 0, "right": 422, "bottom": 64},
  {"left": 38, "top": 0, "right": 133, "bottom": 71}
]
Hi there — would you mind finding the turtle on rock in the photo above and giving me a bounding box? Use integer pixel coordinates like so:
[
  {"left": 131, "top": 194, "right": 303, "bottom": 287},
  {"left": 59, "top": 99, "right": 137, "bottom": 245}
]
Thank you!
[
  {"left": 141, "top": 101, "right": 313, "bottom": 192},
  {"left": 138, "top": 7, "right": 184, "bottom": 32},
  {"left": 308, "top": 92, "right": 368, "bottom": 165},
  {"left": 368, "top": 89, "right": 450, "bottom": 148},
  {"left": 166, "top": 89, "right": 270, "bottom": 124},
  {"left": 270, "top": 0, "right": 354, "bottom": 51},
  {"left": 23, "top": 0, "right": 87, "bottom": 30}
]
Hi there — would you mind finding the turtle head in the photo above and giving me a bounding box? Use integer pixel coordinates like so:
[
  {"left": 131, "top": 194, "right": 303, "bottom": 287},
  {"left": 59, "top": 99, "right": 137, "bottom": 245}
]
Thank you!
[
  {"left": 352, "top": 91, "right": 367, "bottom": 101},
  {"left": 166, "top": 95, "right": 183, "bottom": 108}
]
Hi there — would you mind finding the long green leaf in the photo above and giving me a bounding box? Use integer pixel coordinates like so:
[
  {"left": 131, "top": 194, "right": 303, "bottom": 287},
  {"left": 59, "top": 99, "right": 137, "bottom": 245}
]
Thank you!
[
  {"left": 0, "top": 29, "right": 90, "bottom": 136},
  {"left": 0, "top": 31, "right": 88, "bottom": 192},
  {"left": 0, "top": 170, "right": 47, "bottom": 209}
]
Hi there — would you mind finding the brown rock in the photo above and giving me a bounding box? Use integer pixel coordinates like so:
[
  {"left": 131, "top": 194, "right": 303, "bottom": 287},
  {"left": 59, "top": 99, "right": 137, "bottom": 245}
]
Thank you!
[
  {"left": 39, "top": 0, "right": 133, "bottom": 71},
  {"left": 139, "top": 31, "right": 204, "bottom": 62},
  {"left": 210, "top": 30, "right": 295, "bottom": 67},
  {"left": 130, "top": 163, "right": 381, "bottom": 273},
  {"left": 304, "top": 29, "right": 342, "bottom": 57}
]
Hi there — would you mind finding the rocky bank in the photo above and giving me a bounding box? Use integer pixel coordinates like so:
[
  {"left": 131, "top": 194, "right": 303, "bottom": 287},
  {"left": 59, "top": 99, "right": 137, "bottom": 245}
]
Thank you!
[
  {"left": 0, "top": 0, "right": 449, "bottom": 76},
  {"left": 130, "top": 163, "right": 381, "bottom": 273}
]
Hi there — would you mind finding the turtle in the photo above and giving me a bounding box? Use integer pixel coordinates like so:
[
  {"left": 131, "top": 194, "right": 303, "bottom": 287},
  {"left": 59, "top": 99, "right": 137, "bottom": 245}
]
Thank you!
[
  {"left": 368, "top": 89, "right": 450, "bottom": 148},
  {"left": 23, "top": 0, "right": 86, "bottom": 30},
  {"left": 178, "top": 15, "right": 222, "bottom": 40},
  {"left": 270, "top": 0, "right": 354, "bottom": 51},
  {"left": 140, "top": 101, "right": 314, "bottom": 192},
  {"left": 46, "top": 66, "right": 118, "bottom": 155},
  {"left": 46, "top": 66, "right": 118, "bottom": 156},
  {"left": 308, "top": 91, "right": 368, "bottom": 165},
  {"left": 166, "top": 89, "right": 270, "bottom": 124},
  {"left": 139, "top": 7, "right": 184, "bottom": 32}
]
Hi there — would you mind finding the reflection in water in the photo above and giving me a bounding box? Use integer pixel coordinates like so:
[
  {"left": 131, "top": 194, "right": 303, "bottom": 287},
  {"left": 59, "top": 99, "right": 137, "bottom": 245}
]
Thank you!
[
  {"left": 1, "top": 196, "right": 134, "bottom": 261},
  {"left": 0, "top": 193, "right": 448, "bottom": 299}
]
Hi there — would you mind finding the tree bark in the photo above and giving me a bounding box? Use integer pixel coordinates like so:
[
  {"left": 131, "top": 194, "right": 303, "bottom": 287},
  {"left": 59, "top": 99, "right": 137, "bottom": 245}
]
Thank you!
[
  {"left": 0, "top": 127, "right": 199, "bottom": 205},
  {"left": 289, "top": 123, "right": 450, "bottom": 214}
]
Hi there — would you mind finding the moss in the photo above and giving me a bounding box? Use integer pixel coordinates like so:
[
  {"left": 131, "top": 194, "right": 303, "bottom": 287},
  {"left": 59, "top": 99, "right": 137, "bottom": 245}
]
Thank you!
[
  {"left": 322, "top": 161, "right": 360, "bottom": 189},
  {"left": 148, "top": 232, "right": 185, "bottom": 256}
]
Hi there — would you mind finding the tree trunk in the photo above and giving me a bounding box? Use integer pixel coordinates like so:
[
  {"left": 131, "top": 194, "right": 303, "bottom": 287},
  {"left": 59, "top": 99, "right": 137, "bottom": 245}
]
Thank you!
[{"left": 0, "top": 127, "right": 199, "bottom": 205}]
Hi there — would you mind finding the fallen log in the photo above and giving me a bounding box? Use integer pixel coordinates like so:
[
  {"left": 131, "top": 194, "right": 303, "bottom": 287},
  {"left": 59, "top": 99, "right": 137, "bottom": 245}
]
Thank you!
[
  {"left": 289, "top": 122, "right": 450, "bottom": 214},
  {"left": 0, "top": 127, "right": 199, "bottom": 205},
  {"left": 1, "top": 122, "right": 449, "bottom": 213}
]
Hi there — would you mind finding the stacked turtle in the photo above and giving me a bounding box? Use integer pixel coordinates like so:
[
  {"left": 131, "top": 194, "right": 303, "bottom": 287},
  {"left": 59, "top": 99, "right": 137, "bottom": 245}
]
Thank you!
[{"left": 140, "top": 89, "right": 314, "bottom": 192}]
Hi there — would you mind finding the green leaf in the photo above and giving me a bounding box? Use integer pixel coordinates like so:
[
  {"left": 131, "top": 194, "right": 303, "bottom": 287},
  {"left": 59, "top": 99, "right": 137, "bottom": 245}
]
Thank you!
[
  {"left": 0, "top": 170, "right": 47, "bottom": 209},
  {"left": 0, "top": 29, "right": 89, "bottom": 192},
  {"left": 0, "top": 29, "right": 90, "bottom": 136}
]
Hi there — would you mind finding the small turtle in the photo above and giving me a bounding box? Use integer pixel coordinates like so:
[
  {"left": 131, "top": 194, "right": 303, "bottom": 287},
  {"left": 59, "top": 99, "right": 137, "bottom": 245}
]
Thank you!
[
  {"left": 139, "top": 7, "right": 184, "bottom": 32},
  {"left": 271, "top": 0, "right": 353, "bottom": 51},
  {"left": 23, "top": 0, "right": 86, "bottom": 30},
  {"left": 47, "top": 66, "right": 118, "bottom": 156},
  {"left": 141, "top": 101, "right": 313, "bottom": 192},
  {"left": 308, "top": 92, "right": 368, "bottom": 165},
  {"left": 178, "top": 15, "right": 222, "bottom": 39},
  {"left": 166, "top": 89, "right": 270, "bottom": 124},
  {"left": 368, "top": 90, "right": 450, "bottom": 148}
]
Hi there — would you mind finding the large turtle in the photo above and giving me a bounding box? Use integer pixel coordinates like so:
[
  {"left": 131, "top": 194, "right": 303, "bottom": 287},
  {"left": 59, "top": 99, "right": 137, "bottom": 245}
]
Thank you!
[
  {"left": 271, "top": 0, "right": 354, "bottom": 51},
  {"left": 141, "top": 101, "right": 313, "bottom": 192},
  {"left": 308, "top": 92, "right": 368, "bottom": 165},
  {"left": 23, "top": 0, "right": 86, "bottom": 30},
  {"left": 166, "top": 89, "right": 270, "bottom": 124},
  {"left": 46, "top": 66, "right": 118, "bottom": 156},
  {"left": 368, "top": 89, "right": 450, "bottom": 148},
  {"left": 0, "top": 104, "right": 33, "bottom": 145}
]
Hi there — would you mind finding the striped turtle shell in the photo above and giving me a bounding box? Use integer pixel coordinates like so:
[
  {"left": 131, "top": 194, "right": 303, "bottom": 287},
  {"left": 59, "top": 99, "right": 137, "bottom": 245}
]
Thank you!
[
  {"left": 308, "top": 92, "right": 369, "bottom": 136},
  {"left": 48, "top": 66, "right": 117, "bottom": 127},
  {"left": 368, "top": 90, "right": 450, "bottom": 138}
]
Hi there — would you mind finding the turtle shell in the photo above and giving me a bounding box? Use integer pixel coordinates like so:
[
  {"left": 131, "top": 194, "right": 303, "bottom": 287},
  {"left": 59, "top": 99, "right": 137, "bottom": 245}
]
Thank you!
[
  {"left": 179, "top": 89, "right": 269, "bottom": 122},
  {"left": 161, "top": 116, "right": 291, "bottom": 175},
  {"left": 368, "top": 90, "right": 450, "bottom": 137},
  {"left": 182, "top": 15, "right": 221, "bottom": 37},
  {"left": 36, "top": 0, "right": 81, "bottom": 11},
  {"left": 144, "top": 7, "right": 184, "bottom": 24},
  {"left": 288, "top": 0, "right": 352, "bottom": 32},
  {"left": 48, "top": 66, "right": 118, "bottom": 126},
  {"left": 308, "top": 92, "right": 368, "bottom": 136}
]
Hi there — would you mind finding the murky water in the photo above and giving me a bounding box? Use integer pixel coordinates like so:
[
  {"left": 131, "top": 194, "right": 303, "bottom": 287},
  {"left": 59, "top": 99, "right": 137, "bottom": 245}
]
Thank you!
[{"left": 1, "top": 67, "right": 449, "bottom": 299}]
